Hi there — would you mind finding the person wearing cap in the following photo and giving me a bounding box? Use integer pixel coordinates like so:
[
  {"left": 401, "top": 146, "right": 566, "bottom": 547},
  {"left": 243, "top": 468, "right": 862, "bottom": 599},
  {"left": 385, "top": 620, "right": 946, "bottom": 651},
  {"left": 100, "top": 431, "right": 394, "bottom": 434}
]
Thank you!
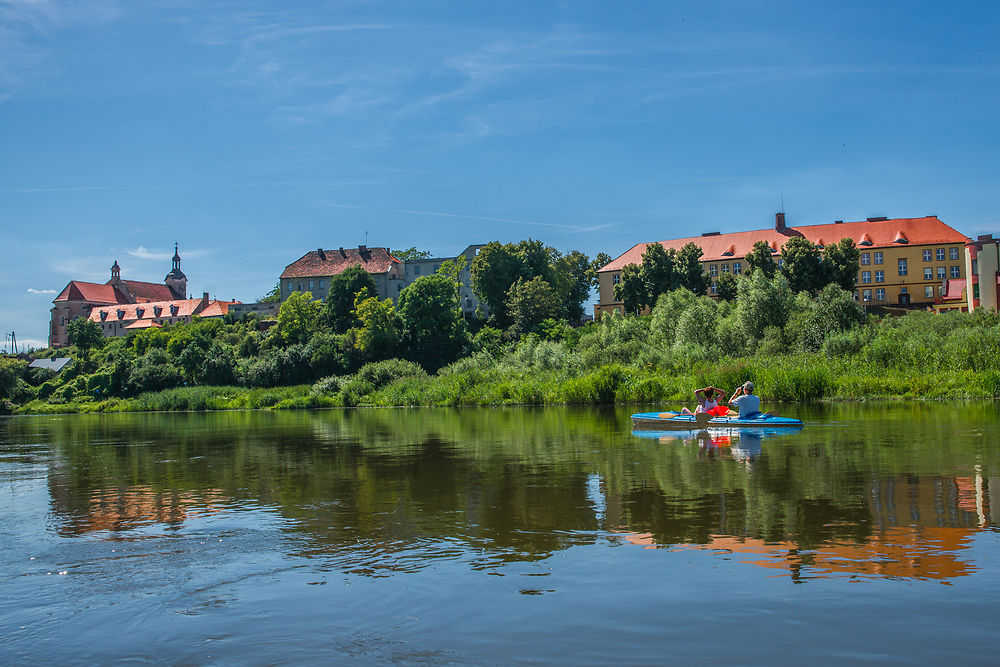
[{"left": 728, "top": 381, "right": 761, "bottom": 418}]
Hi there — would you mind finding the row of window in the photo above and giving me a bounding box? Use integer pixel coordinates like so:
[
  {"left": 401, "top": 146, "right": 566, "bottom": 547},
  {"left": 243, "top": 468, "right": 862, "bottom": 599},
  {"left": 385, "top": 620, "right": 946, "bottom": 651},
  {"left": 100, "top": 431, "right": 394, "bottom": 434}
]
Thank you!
[
  {"left": 860, "top": 247, "right": 961, "bottom": 266},
  {"left": 708, "top": 262, "right": 743, "bottom": 277},
  {"left": 856, "top": 285, "right": 939, "bottom": 302},
  {"left": 858, "top": 265, "right": 960, "bottom": 283}
]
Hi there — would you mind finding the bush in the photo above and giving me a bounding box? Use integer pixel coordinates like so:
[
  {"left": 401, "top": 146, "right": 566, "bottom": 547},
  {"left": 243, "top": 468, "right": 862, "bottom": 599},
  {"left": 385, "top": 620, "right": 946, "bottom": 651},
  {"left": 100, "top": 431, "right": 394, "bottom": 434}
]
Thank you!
[{"left": 354, "top": 359, "right": 427, "bottom": 389}]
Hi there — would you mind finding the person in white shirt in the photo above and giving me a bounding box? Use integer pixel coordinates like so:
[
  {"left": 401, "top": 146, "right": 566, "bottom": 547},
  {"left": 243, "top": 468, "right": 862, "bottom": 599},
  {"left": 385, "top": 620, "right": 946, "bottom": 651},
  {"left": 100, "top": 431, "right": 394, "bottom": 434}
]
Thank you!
[
  {"left": 728, "top": 381, "right": 761, "bottom": 418},
  {"left": 680, "top": 386, "right": 726, "bottom": 416}
]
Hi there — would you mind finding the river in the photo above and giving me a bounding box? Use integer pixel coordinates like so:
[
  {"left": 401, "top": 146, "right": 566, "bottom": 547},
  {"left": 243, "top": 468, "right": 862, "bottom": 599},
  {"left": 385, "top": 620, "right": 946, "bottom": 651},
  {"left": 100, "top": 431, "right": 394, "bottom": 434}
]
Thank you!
[{"left": 1, "top": 403, "right": 998, "bottom": 664}]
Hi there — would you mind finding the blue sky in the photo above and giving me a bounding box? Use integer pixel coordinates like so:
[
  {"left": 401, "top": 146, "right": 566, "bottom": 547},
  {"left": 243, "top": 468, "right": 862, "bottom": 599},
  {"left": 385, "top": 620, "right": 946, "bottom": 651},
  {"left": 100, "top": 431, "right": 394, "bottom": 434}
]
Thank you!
[{"left": 2, "top": 0, "right": 998, "bottom": 348}]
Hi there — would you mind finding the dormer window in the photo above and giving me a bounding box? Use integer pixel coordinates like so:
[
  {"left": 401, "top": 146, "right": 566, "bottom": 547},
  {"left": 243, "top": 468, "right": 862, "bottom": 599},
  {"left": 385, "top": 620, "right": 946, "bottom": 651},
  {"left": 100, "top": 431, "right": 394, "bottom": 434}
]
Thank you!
[
  {"left": 893, "top": 231, "right": 908, "bottom": 244},
  {"left": 116, "top": 309, "right": 125, "bottom": 319},
  {"left": 153, "top": 306, "right": 162, "bottom": 317},
  {"left": 99, "top": 311, "right": 108, "bottom": 321},
  {"left": 136, "top": 308, "right": 144, "bottom": 318},
  {"left": 170, "top": 305, "right": 179, "bottom": 316}
]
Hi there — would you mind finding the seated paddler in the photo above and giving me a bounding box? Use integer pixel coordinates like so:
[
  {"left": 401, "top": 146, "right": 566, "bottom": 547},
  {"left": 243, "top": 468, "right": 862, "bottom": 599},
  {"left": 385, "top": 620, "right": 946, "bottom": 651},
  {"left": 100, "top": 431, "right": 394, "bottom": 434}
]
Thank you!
[
  {"left": 728, "top": 381, "right": 761, "bottom": 418},
  {"left": 680, "top": 386, "right": 728, "bottom": 416}
]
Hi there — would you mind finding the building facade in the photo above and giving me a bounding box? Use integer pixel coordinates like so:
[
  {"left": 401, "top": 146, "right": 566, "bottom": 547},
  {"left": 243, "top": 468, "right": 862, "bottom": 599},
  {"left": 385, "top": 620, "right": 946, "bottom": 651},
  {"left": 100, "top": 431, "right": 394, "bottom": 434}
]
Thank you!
[
  {"left": 280, "top": 246, "right": 404, "bottom": 302},
  {"left": 934, "top": 233, "right": 1000, "bottom": 313},
  {"left": 280, "top": 243, "right": 487, "bottom": 316},
  {"left": 87, "top": 292, "right": 238, "bottom": 338},
  {"left": 49, "top": 245, "right": 190, "bottom": 347},
  {"left": 595, "top": 214, "right": 969, "bottom": 317}
]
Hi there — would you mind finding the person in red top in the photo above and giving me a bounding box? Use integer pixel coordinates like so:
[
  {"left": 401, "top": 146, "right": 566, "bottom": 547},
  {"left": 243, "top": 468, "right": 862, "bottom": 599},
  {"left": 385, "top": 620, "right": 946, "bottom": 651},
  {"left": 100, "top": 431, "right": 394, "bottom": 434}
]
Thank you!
[{"left": 680, "top": 386, "right": 729, "bottom": 416}]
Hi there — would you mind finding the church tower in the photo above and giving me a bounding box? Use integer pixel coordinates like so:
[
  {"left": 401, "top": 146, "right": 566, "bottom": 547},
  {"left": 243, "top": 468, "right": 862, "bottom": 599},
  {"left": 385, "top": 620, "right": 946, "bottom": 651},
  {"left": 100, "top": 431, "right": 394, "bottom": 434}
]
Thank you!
[{"left": 164, "top": 243, "right": 188, "bottom": 299}]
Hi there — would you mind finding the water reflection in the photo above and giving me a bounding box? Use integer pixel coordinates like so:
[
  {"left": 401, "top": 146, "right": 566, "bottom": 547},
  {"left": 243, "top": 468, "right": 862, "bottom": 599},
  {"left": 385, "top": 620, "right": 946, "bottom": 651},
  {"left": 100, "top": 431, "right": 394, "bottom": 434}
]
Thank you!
[
  {"left": 2, "top": 405, "right": 997, "bottom": 584},
  {"left": 630, "top": 426, "right": 802, "bottom": 461}
]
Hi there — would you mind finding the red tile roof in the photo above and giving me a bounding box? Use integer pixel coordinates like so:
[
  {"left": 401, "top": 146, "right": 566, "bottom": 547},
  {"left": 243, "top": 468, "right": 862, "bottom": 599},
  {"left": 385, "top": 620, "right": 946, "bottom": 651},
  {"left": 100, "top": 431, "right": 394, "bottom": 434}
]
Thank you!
[
  {"left": 281, "top": 246, "right": 401, "bottom": 279},
  {"left": 198, "top": 301, "right": 238, "bottom": 318},
  {"left": 123, "top": 280, "right": 177, "bottom": 301},
  {"left": 54, "top": 279, "right": 177, "bottom": 303},
  {"left": 124, "top": 319, "right": 162, "bottom": 330},
  {"left": 88, "top": 297, "right": 239, "bottom": 325},
  {"left": 54, "top": 281, "right": 128, "bottom": 304},
  {"left": 600, "top": 216, "right": 968, "bottom": 272}
]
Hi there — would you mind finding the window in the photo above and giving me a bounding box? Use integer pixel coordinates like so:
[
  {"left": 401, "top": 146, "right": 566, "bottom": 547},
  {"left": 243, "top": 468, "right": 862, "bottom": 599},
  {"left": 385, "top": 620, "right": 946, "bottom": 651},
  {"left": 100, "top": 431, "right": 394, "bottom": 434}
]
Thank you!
[
  {"left": 875, "top": 270, "right": 884, "bottom": 283},
  {"left": 414, "top": 265, "right": 421, "bottom": 275},
  {"left": 924, "top": 285, "right": 934, "bottom": 298},
  {"left": 308, "top": 280, "right": 314, "bottom": 290},
  {"left": 863, "top": 289, "right": 872, "bottom": 302},
  {"left": 876, "top": 288, "right": 885, "bottom": 301},
  {"left": 950, "top": 247, "right": 959, "bottom": 260},
  {"left": 923, "top": 249, "right": 932, "bottom": 261},
  {"left": 861, "top": 253, "right": 871, "bottom": 265},
  {"left": 721, "top": 263, "right": 730, "bottom": 273},
  {"left": 319, "top": 280, "right": 324, "bottom": 289},
  {"left": 612, "top": 273, "right": 620, "bottom": 285},
  {"left": 900, "top": 287, "right": 908, "bottom": 294},
  {"left": 862, "top": 271, "right": 871, "bottom": 283},
  {"left": 60, "top": 316, "right": 65, "bottom": 326},
  {"left": 923, "top": 267, "right": 933, "bottom": 280},
  {"left": 710, "top": 265, "right": 718, "bottom": 277},
  {"left": 937, "top": 267, "right": 946, "bottom": 280},
  {"left": 974, "top": 284, "right": 980, "bottom": 299},
  {"left": 898, "top": 258, "right": 908, "bottom": 276},
  {"left": 936, "top": 248, "right": 945, "bottom": 261},
  {"left": 297, "top": 282, "right": 302, "bottom": 291},
  {"left": 853, "top": 291, "right": 859, "bottom": 301},
  {"left": 286, "top": 283, "right": 292, "bottom": 292},
  {"left": 732, "top": 262, "right": 742, "bottom": 275},
  {"left": 950, "top": 266, "right": 960, "bottom": 278},
  {"left": 874, "top": 251, "right": 884, "bottom": 265},
  {"left": 778, "top": 259, "right": 785, "bottom": 268},
  {"left": 711, "top": 281, "right": 717, "bottom": 294}
]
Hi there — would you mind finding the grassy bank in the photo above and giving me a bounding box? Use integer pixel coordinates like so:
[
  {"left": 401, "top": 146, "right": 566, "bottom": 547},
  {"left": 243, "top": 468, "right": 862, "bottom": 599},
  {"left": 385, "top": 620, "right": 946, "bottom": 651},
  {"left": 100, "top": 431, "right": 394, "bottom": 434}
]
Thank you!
[{"left": 14, "top": 352, "right": 999, "bottom": 415}]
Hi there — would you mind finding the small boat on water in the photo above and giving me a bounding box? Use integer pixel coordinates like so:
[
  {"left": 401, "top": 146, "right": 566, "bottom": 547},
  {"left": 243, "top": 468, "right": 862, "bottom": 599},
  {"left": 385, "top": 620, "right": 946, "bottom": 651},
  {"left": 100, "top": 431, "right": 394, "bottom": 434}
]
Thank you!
[{"left": 631, "top": 411, "right": 804, "bottom": 430}]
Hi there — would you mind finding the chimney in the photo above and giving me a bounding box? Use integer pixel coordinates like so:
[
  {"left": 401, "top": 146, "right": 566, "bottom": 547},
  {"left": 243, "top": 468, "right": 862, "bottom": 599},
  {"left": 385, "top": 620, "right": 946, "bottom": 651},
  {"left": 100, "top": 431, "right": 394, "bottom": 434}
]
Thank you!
[
  {"left": 834, "top": 220, "right": 843, "bottom": 224},
  {"left": 775, "top": 212, "right": 786, "bottom": 232},
  {"left": 358, "top": 244, "right": 367, "bottom": 252},
  {"left": 202, "top": 291, "right": 209, "bottom": 306},
  {"left": 339, "top": 247, "right": 346, "bottom": 258},
  {"left": 317, "top": 248, "right": 326, "bottom": 260}
]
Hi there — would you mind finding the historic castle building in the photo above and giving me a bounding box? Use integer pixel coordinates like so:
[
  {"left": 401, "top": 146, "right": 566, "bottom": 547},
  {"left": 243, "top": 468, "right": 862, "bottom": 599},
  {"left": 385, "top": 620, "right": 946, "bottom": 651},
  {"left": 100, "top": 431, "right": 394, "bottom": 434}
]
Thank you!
[{"left": 49, "top": 245, "right": 237, "bottom": 346}]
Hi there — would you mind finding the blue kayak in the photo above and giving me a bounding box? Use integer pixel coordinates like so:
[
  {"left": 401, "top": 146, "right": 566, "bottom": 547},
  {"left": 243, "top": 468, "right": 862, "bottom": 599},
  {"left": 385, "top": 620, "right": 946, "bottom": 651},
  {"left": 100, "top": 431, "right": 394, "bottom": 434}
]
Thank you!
[{"left": 631, "top": 411, "right": 804, "bottom": 430}]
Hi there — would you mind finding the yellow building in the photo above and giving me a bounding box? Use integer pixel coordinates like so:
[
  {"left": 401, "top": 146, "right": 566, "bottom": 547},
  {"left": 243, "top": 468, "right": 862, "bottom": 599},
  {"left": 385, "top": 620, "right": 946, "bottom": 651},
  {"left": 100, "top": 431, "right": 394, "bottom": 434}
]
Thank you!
[{"left": 596, "top": 214, "right": 969, "bottom": 317}]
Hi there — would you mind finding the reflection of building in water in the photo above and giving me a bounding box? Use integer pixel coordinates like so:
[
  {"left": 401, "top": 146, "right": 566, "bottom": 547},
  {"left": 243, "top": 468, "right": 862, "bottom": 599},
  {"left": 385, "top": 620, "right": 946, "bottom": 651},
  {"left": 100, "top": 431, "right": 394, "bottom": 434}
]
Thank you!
[
  {"left": 612, "top": 472, "right": 995, "bottom": 582},
  {"left": 49, "top": 482, "right": 231, "bottom": 537}
]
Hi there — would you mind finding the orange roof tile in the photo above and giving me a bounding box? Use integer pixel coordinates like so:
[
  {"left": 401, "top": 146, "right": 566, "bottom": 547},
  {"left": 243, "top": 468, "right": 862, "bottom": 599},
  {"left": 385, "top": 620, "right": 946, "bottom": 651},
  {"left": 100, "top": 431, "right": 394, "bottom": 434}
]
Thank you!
[
  {"left": 124, "top": 319, "right": 162, "bottom": 330},
  {"left": 281, "top": 246, "right": 400, "bottom": 279},
  {"left": 600, "top": 216, "right": 968, "bottom": 272},
  {"left": 123, "top": 280, "right": 177, "bottom": 301},
  {"left": 54, "top": 281, "right": 129, "bottom": 304},
  {"left": 198, "top": 301, "right": 239, "bottom": 318}
]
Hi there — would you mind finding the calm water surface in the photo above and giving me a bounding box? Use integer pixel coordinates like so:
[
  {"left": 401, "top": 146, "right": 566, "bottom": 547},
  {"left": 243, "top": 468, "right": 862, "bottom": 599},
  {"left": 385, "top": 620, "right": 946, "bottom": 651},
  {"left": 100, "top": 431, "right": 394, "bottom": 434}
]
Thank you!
[{"left": 1, "top": 404, "right": 998, "bottom": 665}]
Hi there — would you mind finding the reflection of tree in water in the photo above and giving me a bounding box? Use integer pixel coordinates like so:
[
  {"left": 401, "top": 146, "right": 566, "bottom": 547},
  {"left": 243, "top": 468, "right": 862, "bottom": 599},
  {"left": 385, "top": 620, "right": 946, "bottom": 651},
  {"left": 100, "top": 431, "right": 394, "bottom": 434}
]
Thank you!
[{"left": 6, "top": 403, "right": 997, "bottom": 580}]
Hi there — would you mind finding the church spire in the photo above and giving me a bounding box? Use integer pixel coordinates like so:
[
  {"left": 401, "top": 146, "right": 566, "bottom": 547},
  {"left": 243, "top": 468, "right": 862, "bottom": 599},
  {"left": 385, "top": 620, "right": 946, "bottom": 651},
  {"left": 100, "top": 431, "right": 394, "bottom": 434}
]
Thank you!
[
  {"left": 172, "top": 242, "right": 181, "bottom": 271},
  {"left": 111, "top": 260, "right": 120, "bottom": 280}
]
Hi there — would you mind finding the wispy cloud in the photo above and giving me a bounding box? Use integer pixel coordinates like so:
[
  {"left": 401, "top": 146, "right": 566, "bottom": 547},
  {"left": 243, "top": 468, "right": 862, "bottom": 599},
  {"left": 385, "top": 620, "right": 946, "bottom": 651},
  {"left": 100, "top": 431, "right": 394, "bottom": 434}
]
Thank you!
[
  {"left": 323, "top": 201, "right": 613, "bottom": 233},
  {"left": 26, "top": 287, "right": 56, "bottom": 294},
  {"left": 126, "top": 245, "right": 212, "bottom": 260},
  {"left": 4, "top": 184, "right": 173, "bottom": 193}
]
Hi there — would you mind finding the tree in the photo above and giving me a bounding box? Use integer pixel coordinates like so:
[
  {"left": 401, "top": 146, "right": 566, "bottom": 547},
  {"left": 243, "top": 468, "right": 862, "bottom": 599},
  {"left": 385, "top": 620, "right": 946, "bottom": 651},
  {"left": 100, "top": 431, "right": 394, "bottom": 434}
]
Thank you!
[
  {"left": 744, "top": 240, "right": 777, "bottom": 279},
  {"left": 435, "top": 255, "right": 467, "bottom": 315},
  {"left": 781, "top": 236, "right": 828, "bottom": 293},
  {"left": 353, "top": 294, "right": 403, "bottom": 362},
  {"left": 823, "top": 238, "right": 862, "bottom": 291},
  {"left": 736, "top": 271, "right": 794, "bottom": 340},
  {"left": 506, "top": 276, "right": 563, "bottom": 336},
  {"left": 258, "top": 281, "right": 282, "bottom": 303},
  {"left": 614, "top": 263, "right": 647, "bottom": 315},
  {"left": 324, "top": 264, "right": 377, "bottom": 333},
  {"left": 66, "top": 317, "right": 104, "bottom": 359},
  {"left": 276, "top": 291, "right": 322, "bottom": 344},
  {"left": 398, "top": 274, "right": 467, "bottom": 370},
  {"left": 553, "top": 250, "right": 593, "bottom": 323},
  {"left": 716, "top": 272, "right": 739, "bottom": 302},
  {"left": 391, "top": 247, "right": 432, "bottom": 261},
  {"left": 675, "top": 242, "right": 708, "bottom": 294},
  {"left": 470, "top": 242, "right": 529, "bottom": 327},
  {"left": 640, "top": 243, "right": 677, "bottom": 303}
]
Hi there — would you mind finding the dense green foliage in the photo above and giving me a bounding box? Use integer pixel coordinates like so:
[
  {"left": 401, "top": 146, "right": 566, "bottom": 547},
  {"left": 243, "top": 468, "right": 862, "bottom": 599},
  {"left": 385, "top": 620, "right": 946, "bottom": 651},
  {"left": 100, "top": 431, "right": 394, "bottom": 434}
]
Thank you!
[
  {"left": 613, "top": 241, "right": 708, "bottom": 313},
  {"left": 5, "top": 236, "right": 997, "bottom": 415}
]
